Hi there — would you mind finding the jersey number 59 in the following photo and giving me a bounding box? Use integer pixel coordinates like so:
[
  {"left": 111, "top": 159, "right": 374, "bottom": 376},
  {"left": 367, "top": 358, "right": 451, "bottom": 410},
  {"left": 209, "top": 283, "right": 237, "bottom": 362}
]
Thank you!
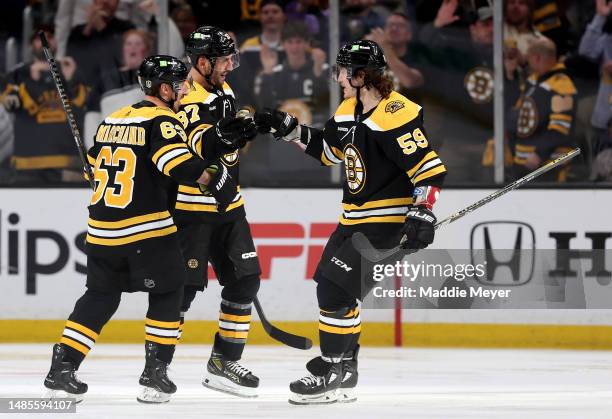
[{"left": 396, "top": 128, "right": 428, "bottom": 155}]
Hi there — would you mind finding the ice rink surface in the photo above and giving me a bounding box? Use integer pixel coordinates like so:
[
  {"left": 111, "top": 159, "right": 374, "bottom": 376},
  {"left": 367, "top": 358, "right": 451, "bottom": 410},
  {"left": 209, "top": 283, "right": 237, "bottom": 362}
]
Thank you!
[{"left": 2, "top": 344, "right": 612, "bottom": 419}]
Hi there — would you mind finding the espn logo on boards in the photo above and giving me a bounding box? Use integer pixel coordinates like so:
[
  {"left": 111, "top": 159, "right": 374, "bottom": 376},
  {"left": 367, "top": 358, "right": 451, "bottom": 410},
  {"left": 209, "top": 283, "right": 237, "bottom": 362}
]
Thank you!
[{"left": 470, "top": 221, "right": 536, "bottom": 286}]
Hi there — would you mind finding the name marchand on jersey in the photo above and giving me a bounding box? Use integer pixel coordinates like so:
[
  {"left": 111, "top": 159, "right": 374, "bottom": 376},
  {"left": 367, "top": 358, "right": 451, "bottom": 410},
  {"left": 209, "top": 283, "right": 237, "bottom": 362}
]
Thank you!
[
  {"left": 307, "top": 91, "right": 446, "bottom": 226},
  {"left": 86, "top": 104, "right": 201, "bottom": 247}
]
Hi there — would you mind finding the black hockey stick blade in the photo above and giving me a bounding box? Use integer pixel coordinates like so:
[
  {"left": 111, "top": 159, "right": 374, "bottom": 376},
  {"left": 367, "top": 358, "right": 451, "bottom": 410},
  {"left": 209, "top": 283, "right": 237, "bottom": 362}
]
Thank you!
[{"left": 253, "top": 297, "right": 312, "bottom": 350}]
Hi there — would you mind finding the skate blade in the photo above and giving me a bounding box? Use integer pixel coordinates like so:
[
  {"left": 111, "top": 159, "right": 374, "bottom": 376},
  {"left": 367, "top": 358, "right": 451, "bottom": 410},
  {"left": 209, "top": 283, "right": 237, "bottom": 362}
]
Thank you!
[
  {"left": 202, "top": 372, "right": 258, "bottom": 398},
  {"left": 337, "top": 388, "right": 357, "bottom": 403},
  {"left": 288, "top": 389, "right": 339, "bottom": 405},
  {"left": 43, "top": 389, "right": 83, "bottom": 404},
  {"left": 136, "top": 385, "right": 172, "bottom": 404}
]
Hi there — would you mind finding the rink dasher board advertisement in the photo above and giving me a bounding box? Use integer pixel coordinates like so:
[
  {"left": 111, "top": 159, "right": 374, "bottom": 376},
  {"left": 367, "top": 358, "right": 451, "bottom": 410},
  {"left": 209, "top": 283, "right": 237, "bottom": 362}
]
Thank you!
[{"left": 0, "top": 188, "right": 610, "bottom": 324}]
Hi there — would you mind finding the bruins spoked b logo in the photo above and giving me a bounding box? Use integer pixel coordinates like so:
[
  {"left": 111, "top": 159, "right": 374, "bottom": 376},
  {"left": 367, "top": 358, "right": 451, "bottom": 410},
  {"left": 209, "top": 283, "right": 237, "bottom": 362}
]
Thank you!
[
  {"left": 344, "top": 144, "right": 366, "bottom": 194},
  {"left": 464, "top": 67, "right": 493, "bottom": 104},
  {"left": 222, "top": 150, "right": 239, "bottom": 167}
]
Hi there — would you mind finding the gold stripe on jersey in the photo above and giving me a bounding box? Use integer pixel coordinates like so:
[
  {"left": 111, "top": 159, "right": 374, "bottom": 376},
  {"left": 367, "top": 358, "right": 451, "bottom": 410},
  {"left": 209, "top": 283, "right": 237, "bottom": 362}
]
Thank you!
[
  {"left": 340, "top": 215, "right": 406, "bottom": 226},
  {"left": 413, "top": 164, "right": 447, "bottom": 184},
  {"left": 87, "top": 226, "right": 177, "bottom": 246},
  {"left": 87, "top": 211, "right": 177, "bottom": 246},
  {"left": 175, "top": 185, "right": 244, "bottom": 213},
  {"left": 341, "top": 197, "right": 412, "bottom": 225},
  {"left": 342, "top": 197, "right": 413, "bottom": 211},
  {"left": 151, "top": 142, "right": 193, "bottom": 175},
  {"left": 188, "top": 123, "right": 213, "bottom": 157},
  {"left": 320, "top": 140, "right": 344, "bottom": 166}
]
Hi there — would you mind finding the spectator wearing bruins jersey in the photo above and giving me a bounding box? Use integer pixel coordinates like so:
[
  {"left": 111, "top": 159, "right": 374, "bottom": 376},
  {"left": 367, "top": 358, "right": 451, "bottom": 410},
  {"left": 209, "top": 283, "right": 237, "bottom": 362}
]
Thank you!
[
  {"left": 257, "top": 22, "right": 329, "bottom": 126},
  {"left": 1, "top": 29, "right": 87, "bottom": 183},
  {"left": 42, "top": 56, "right": 232, "bottom": 404},
  {"left": 175, "top": 27, "right": 262, "bottom": 398},
  {"left": 234, "top": 0, "right": 286, "bottom": 107},
  {"left": 256, "top": 40, "right": 446, "bottom": 405},
  {"left": 509, "top": 38, "right": 577, "bottom": 182}
]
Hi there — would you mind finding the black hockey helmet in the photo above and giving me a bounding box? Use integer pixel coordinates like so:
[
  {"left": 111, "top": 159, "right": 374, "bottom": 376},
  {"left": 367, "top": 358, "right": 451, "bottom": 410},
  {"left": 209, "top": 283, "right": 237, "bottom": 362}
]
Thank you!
[
  {"left": 138, "top": 55, "right": 188, "bottom": 98},
  {"left": 334, "top": 40, "right": 387, "bottom": 81},
  {"left": 185, "top": 26, "right": 240, "bottom": 71}
]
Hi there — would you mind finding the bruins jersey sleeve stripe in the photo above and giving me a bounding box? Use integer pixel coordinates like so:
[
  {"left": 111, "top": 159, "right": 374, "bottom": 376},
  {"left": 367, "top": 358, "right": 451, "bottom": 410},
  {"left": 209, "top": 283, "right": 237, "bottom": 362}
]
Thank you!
[
  {"left": 188, "top": 124, "right": 213, "bottom": 158},
  {"left": 321, "top": 140, "right": 344, "bottom": 166},
  {"left": 175, "top": 187, "right": 244, "bottom": 212},
  {"left": 151, "top": 143, "right": 192, "bottom": 175}
]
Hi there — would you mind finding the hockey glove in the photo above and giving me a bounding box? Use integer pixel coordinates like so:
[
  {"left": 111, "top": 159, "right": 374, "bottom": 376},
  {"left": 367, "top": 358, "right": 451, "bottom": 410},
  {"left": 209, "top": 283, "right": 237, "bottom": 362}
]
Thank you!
[
  {"left": 198, "top": 163, "right": 237, "bottom": 213},
  {"left": 254, "top": 108, "right": 298, "bottom": 140},
  {"left": 400, "top": 206, "right": 436, "bottom": 250},
  {"left": 214, "top": 114, "right": 258, "bottom": 150}
]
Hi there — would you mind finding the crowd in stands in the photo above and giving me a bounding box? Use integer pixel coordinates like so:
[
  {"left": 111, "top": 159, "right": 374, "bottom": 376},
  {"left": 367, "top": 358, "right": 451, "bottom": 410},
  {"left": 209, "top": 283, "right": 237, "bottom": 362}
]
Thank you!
[{"left": 0, "top": 0, "right": 609, "bottom": 185}]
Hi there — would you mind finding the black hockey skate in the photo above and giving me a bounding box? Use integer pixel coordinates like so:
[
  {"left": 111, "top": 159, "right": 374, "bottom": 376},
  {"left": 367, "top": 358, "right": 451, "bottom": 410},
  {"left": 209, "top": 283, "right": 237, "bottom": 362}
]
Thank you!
[
  {"left": 137, "top": 342, "right": 176, "bottom": 404},
  {"left": 43, "top": 344, "right": 88, "bottom": 403},
  {"left": 202, "top": 351, "right": 259, "bottom": 398},
  {"left": 338, "top": 345, "right": 359, "bottom": 403},
  {"left": 288, "top": 356, "right": 342, "bottom": 405}
]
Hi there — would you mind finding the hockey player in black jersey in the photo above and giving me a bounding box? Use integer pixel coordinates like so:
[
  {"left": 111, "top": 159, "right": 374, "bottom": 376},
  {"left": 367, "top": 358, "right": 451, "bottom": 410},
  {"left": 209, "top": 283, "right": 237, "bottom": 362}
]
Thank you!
[
  {"left": 42, "top": 55, "right": 241, "bottom": 404},
  {"left": 256, "top": 40, "right": 447, "bottom": 405},
  {"left": 173, "top": 26, "right": 262, "bottom": 398}
]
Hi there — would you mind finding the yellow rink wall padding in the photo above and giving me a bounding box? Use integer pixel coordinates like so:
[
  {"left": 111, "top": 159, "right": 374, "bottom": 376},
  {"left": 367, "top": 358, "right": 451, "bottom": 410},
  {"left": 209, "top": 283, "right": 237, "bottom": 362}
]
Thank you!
[{"left": 2, "top": 320, "right": 612, "bottom": 349}]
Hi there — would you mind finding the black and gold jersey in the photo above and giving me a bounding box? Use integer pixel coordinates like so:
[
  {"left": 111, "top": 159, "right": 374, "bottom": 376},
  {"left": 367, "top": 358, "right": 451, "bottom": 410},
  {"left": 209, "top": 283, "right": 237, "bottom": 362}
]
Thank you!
[
  {"left": 511, "top": 63, "right": 576, "bottom": 175},
  {"left": 86, "top": 100, "right": 207, "bottom": 254},
  {"left": 2, "top": 63, "right": 88, "bottom": 170},
  {"left": 305, "top": 91, "right": 446, "bottom": 233},
  {"left": 173, "top": 80, "right": 245, "bottom": 223}
]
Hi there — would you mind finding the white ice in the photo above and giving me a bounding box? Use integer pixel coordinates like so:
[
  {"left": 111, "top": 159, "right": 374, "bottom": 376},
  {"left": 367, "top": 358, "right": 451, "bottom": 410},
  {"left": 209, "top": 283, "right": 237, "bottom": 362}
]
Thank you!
[{"left": 2, "top": 344, "right": 612, "bottom": 419}]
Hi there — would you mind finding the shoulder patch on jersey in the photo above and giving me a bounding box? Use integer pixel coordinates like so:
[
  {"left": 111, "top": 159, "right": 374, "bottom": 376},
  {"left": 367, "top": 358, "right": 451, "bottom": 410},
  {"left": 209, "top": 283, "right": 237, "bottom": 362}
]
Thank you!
[
  {"left": 367, "top": 91, "right": 421, "bottom": 131},
  {"left": 545, "top": 73, "right": 577, "bottom": 96},
  {"left": 385, "top": 100, "right": 405, "bottom": 114}
]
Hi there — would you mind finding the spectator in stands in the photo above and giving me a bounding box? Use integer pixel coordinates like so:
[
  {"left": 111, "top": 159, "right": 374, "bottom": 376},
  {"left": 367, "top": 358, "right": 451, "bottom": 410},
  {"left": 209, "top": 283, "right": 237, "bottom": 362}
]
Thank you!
[
  {"left": 509, "top": 37, "right": 577, "bottom": 181},
  {"left": 257, "top": 22, "right": 329, "bottom": 127},
  {"left": 504, "top": 0, "right": 543, "bottom": 60},
  {"left": 340, "top": 0, "right": 385, "bottom": 42},
  {"left": 0, "top": 29, "right": 88, "bottom": 184},
  {"left": 171, "top": 4, "right": 198, "bottom": 44},
  {"left": 235, "top": 0, "right": 287, "bottom": 107},
  {"left": 579, "top": 0, "right": 612, "bottom": 154},
  {"left": 86, "top": 28, "right": 151, "bottom": 111},
  {"left": 365, "top": 12, "right": 424, "bottom": 93},
  {"left": 285, "top": 0, "right": 321, "bottom": 37},
  {"left": 66, "top": 0, "right": 135, "bottom": 85}
]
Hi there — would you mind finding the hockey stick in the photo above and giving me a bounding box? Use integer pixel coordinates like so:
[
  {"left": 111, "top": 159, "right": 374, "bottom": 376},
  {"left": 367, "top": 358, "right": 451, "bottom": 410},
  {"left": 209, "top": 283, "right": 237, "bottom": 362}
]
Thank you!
[
  {"left": 38, "top": 31, "right": 312, "bottom": 350},
  {"left": 353, "top": 147, "right": 581, "bottom": 263},
  {"left": 38, "top": 31, "right": 94, "bottom": 190},
  {"left": 253, "top": 298, "right": 313, "bottom": 350}
]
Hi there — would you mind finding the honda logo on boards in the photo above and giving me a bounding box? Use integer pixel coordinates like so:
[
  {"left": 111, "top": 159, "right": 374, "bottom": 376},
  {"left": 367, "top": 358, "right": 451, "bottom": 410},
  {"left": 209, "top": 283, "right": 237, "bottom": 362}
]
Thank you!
[{"left": 470, "top": 221, "right": 536, "bottom": 286}]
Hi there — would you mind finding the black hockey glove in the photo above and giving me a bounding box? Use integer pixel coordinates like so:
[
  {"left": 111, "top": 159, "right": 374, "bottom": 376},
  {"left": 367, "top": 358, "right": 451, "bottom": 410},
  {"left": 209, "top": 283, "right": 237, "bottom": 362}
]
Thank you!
[
  {"left": 400, "top": 206, "right": 436, "bottom": 250},
  {"left": 198, "top": 163, "right": 237, "bottom": 213},
  {"left": 254, "top": 108, "right": 298, "bottom": 139},
  {"left": 214, "top": 114, "right": 257, "bottom": 150}
]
